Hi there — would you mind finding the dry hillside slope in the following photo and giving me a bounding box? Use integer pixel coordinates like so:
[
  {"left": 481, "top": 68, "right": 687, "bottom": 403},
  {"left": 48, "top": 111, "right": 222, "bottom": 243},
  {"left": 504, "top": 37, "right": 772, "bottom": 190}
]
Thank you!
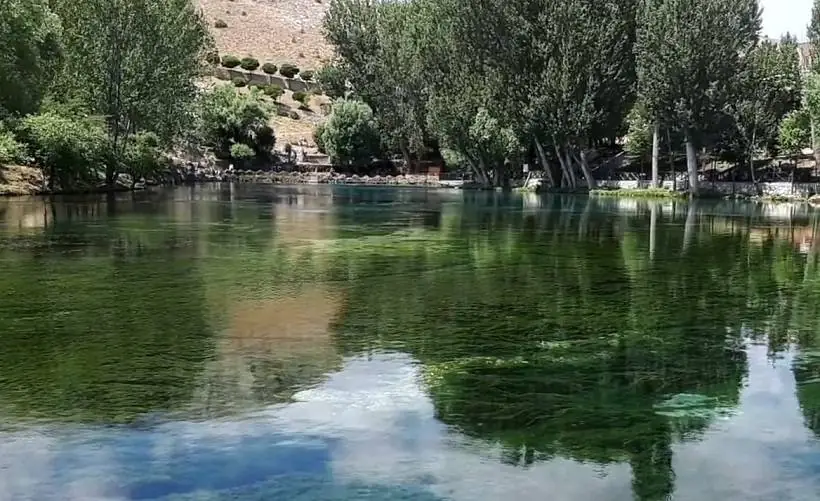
[{"left": 198, "top": 0, "right": 332, "bottom": 70}]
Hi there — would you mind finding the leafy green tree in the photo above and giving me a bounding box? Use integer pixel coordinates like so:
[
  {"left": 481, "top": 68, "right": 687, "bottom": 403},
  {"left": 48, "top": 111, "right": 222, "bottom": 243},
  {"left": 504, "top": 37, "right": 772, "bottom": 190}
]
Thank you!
[
  {"left": 49, "top": 0, "right": 212, "bottom": 185},
  {"left": 319, "top": 99, "right": 381, "bottom": 165},
  {"left": 18, "top": 111, "right": 106, "bottom": 190},
  {"left": 123, "top": 131, "right": 163, "bottom": 183},
  {"left": 0, "top": 0, "right": 62, "bottom": 117},
  {"left": 196, "top": 85, "right": 275, "bottom": 159},
  {"left": 779, "top": 108, "right": 811, "bottom": 158},
  {"left": 0, "top": 126, "right": 26, "bottom": 165},
  {"left": 635, "top": 0, "right": 760, "bottom": 195},
  {"left": 230, "top": 142, "right": 255, "bottom": 168},
  {"left": 725, "top": 39, "right": 802, "bottom": 183}
]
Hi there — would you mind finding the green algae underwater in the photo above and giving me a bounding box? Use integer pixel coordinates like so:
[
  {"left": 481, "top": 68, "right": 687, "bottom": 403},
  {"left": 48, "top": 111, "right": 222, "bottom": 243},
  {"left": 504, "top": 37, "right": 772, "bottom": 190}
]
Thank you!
[{"left": 0, "top": 184, "right": 819, "bottom": 500}]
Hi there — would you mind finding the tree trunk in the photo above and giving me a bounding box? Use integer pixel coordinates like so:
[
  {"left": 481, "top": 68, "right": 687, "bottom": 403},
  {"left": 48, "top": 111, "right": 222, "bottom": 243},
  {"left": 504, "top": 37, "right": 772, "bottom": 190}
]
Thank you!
[
  {"left": 554, "top": 144, "right": 572, "bottom": 188},
  {"left": 400, "top": 144, "right": 412, "bottom": 174},
  {"left": 651, "top": 122, "right": 660, "bottom": 188},
  {"left": 649, "top": 202, "right": 658, "bottom": 261},
  {"left": 684, "top": 132, "right": 698, "bottom": 197},
  {"left": 534, "top": 137, "right": 556, "bottom": 187},
  {"left": 577, "top": 149, "right": 596, "bottom": 190},
  {"left": 564, "top": 149, "right": 578, "bottom": 188},
  {"left": 812, "top": 118, "right": 820, "bottom": 168},
  {"left": 667, "top": 129, "right": 676, "bottom": 192}
]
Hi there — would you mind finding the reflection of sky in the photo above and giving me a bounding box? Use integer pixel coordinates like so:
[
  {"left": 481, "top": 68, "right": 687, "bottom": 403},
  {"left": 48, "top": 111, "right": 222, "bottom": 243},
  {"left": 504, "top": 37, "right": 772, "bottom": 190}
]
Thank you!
[{"left": 1, "top": 349, "right": 819, "bottom": 501}]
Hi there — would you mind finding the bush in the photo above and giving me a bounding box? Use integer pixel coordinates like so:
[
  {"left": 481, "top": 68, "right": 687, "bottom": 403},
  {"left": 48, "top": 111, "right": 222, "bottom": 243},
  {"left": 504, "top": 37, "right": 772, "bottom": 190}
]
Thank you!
[
  {"left": 289, "top": 111, "right": 300, "bottom": 120},
  {"left": 230, "top": 143, "right": 255, "bottom": 168},
  {"left": 320, "top": 100, "right": 380, "bottom": 165},
  {"left": 300, "top": 70, "right": 314, "bottom": 81},
  {"left": 124, "top": 131, "right": 163, "bottom": 181},
  {"left": 232, "top": 77, "right": 247, "bottom": 87},
  {"left": 316, "top": 64, "right": 347, "bottom": 99},
  {"left": 313, "top": 123, "right": 326, "bottom": 153},
  {"left": 205, "top": 51, "right": 220, "bottom": 65},
  {"left": 196, "top": 85, "right": 276, "bottom": 160},
  {"left": 279, "top": 63, "right": 300, "bottom": 78},
  {"left": 0, "top": 127, "right": 25, "bottom": 165},
  {"left": 292, "top": 91, "right": 309, "bottom": 106},
  {"left": 263, "top": 85, "right": 284, "bottom": 100},
  {"left": 221, "top": 55, "right": 241, "bottom": 68},
  {"left": 261, "top": 62, "right": 278, "bottom": 74},
  {"left": 214, "top": 19, "right": 228, "bottom": 28},
  {"left": 240, "top": 57, "right": 260, "bottom": 71},
  {"left": 18, "top": 112, "right": 107, "bottom": 190}
]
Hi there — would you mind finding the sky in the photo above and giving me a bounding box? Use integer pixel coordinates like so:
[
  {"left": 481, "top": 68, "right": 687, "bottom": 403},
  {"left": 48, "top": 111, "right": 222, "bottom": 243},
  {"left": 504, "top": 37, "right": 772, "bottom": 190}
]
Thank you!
[{"left": 761, "top": 0, "right": 813, "bottom": 40}]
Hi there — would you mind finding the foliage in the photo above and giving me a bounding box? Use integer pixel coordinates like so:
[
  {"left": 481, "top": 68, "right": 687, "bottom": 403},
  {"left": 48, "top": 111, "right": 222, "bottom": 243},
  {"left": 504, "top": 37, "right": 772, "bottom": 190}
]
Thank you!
[
  {"left": 232, "top": 77, "right": 247, "bottom": 87},
  {"left": 205, "top": 50, "right": 220, "bottom": 65},
  {"left": 196, "top": 85, "right": 275, "bottom": 159},
  {"left": 625, "top": 101, "right": 653, "bottom": 158},
  {"left": 313, "top": 123, "right": 326, "bottom": 153},
  {"left": 316, "top": 63, "right": 347, "bottom": 99},
  {"left": 214, "top": 18, "right": 228, "bottom": 28},
  {"left": 0, "top": 0, "right": 63, "bottom": 117},
  {"left": 240, "top": 57, "right": 259, "bottom": 71},
  {"left": 123, "top": 131, "right": 163, "bottom": 181},
  {"left": 0, "top": 126, "right": 26, "bottom": 165},
  {"left": 300, "top": 70, "right": 314, "bottom": 81},
  {"left": 319, "top": 99, "right": 380, "bottom": 165},
  {"left": 279, "top": 63, "right": 300, "bottom": 78},
  {"left": 230, "top": 142, "right": 255, "bottom": 168},
  {"left": 262, "top": 84, "right": 284, "bottom": 100},
  {"left": 261, "top": 62, "right": 278, "bottom": 74},
  {"left": 18, "top": 110, "right": 106, "bottom": 189},
  {"left": 289, "top": 111, "right": 300, "bottom": 120},
  {"left": 779, "top": 108, "right": 811, "bottom": 156},
  {"left": 49, "top": 0, "right": 213, "bottom": 185},
  {"left": 292, "top": 91, "right": 309, "bottom": 106},
  {"left": 221, "top": 54, "right": 241, "bottom": 68}
]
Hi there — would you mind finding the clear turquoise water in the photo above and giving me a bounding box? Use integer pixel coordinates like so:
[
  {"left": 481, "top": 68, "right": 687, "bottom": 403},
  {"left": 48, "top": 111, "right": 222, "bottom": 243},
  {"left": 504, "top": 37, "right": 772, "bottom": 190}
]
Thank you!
[{"left": 0, "top": 185, "right": 819, "bottom": 500}]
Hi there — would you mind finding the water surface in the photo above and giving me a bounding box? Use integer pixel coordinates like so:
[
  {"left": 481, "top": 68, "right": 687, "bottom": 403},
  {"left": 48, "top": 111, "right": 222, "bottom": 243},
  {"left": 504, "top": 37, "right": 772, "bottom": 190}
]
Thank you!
[{"left": 1, "top": 185, "right": 819, "bottom": 500}]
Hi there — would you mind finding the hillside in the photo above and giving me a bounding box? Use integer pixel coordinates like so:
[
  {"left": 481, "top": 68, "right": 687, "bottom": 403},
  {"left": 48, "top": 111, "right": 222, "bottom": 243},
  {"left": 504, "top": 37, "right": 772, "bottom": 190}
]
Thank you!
[
  {"left": 199, "top": 0, "right": 332, "bottom": 70},
  {"left": 198, "top": 0, "right": 333, "bottom": 149}
]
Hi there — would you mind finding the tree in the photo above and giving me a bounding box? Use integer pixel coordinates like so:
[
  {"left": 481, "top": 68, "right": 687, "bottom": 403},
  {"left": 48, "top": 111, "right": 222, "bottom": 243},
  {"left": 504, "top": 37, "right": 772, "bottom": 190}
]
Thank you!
[
  {"left": 230, "top": 142, "right": 255, "bottom": 169},
  {"left": 0, "top": 0, "right": 62, "bottom": 117},
  {"left": 779, "top": 108, "right": 811, "bottom": 158},
  {"left": 49, "top": 0, "right": 212, "bottom": 186},
  {"left": 18, "top": 111, "right": 107, "bottom": 190},
  {"left": 726, "top": 39, "right": 802, "bottom": 184},
  {"left": 196, "top": 85, "right": 275, "bottom": 160},
  {"left": 324, "top": 0, "right": 430, "bottom": 170},
  {"left": 319, "top": 99, "right": 380, "bottom": 166},
  {"left": 636, "top": 0, "right": 760, "bottom": 195}
]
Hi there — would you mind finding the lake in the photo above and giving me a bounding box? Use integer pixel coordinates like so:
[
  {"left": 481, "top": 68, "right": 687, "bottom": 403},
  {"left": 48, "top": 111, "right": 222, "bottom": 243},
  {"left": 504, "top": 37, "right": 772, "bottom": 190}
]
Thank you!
[{"left": 0, "top": 184, "right": 819, "bottom": 501}]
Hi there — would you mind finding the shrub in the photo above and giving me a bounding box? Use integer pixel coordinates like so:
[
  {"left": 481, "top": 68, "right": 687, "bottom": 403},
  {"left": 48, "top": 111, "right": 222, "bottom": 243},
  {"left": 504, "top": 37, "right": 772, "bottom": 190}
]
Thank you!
[
  {"left": 230, "top": 142, "right": 255, "bottom": 160},
  {"left": 321, "top": 100, "right": 380, "bottom": 165},
  {"left": 300, "top": 70, "right": 314, "bottom": 81},
  {"left": 279, "top": 63, "right": 300, "bottom": 78},
  {"left": 0, "top": 127, "right": 25, "bottom": 165},
  {"left": 240, "top": 57, "right": 260, "bottom": 71},
  {"left": 196, "top": 85, "right": 276, "bottom": 160},
  {"left": 124, "top": 131, "right": 163, "bottom": 181},
  {"left": 232, "top": 77, "right": 247, "bottom": 87},
  {"left": 18, "top": 112, "right": 107, "bottom": 190},
  {"left": 313, "top": 123, "right": 326, "bottom": 154},
  {"left": 292, "top": 91, "right": 309, "bottom": 106},
  {"left": 261, "top": 62, "right": 278, "bottom": 75},
  {"left": 221, "top": 55, "right": 241, "bottom": 68},
  {"left": 316, "top": 64, "right": 347, "bottom": 99},
  {"left": 214, "top": 19, "right": 228, "bottom": 28},
  {"left": 205, "top": 50, "right": 220, "bottom": 65},
  {"left": 289, "top": 111, "right": 300, "bottom": 120},
  {"left": 263, "top": 85, "right": 284, "bottom": 100}
]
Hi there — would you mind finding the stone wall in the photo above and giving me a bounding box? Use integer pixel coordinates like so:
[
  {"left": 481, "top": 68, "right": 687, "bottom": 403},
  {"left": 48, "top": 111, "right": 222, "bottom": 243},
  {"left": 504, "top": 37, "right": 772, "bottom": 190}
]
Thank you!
[
  {"left": 210, "top": 67, "right": 321, "bottom": 93},
  {"left": 596, "top": 179, "right": 820, "bottom": 198}
]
